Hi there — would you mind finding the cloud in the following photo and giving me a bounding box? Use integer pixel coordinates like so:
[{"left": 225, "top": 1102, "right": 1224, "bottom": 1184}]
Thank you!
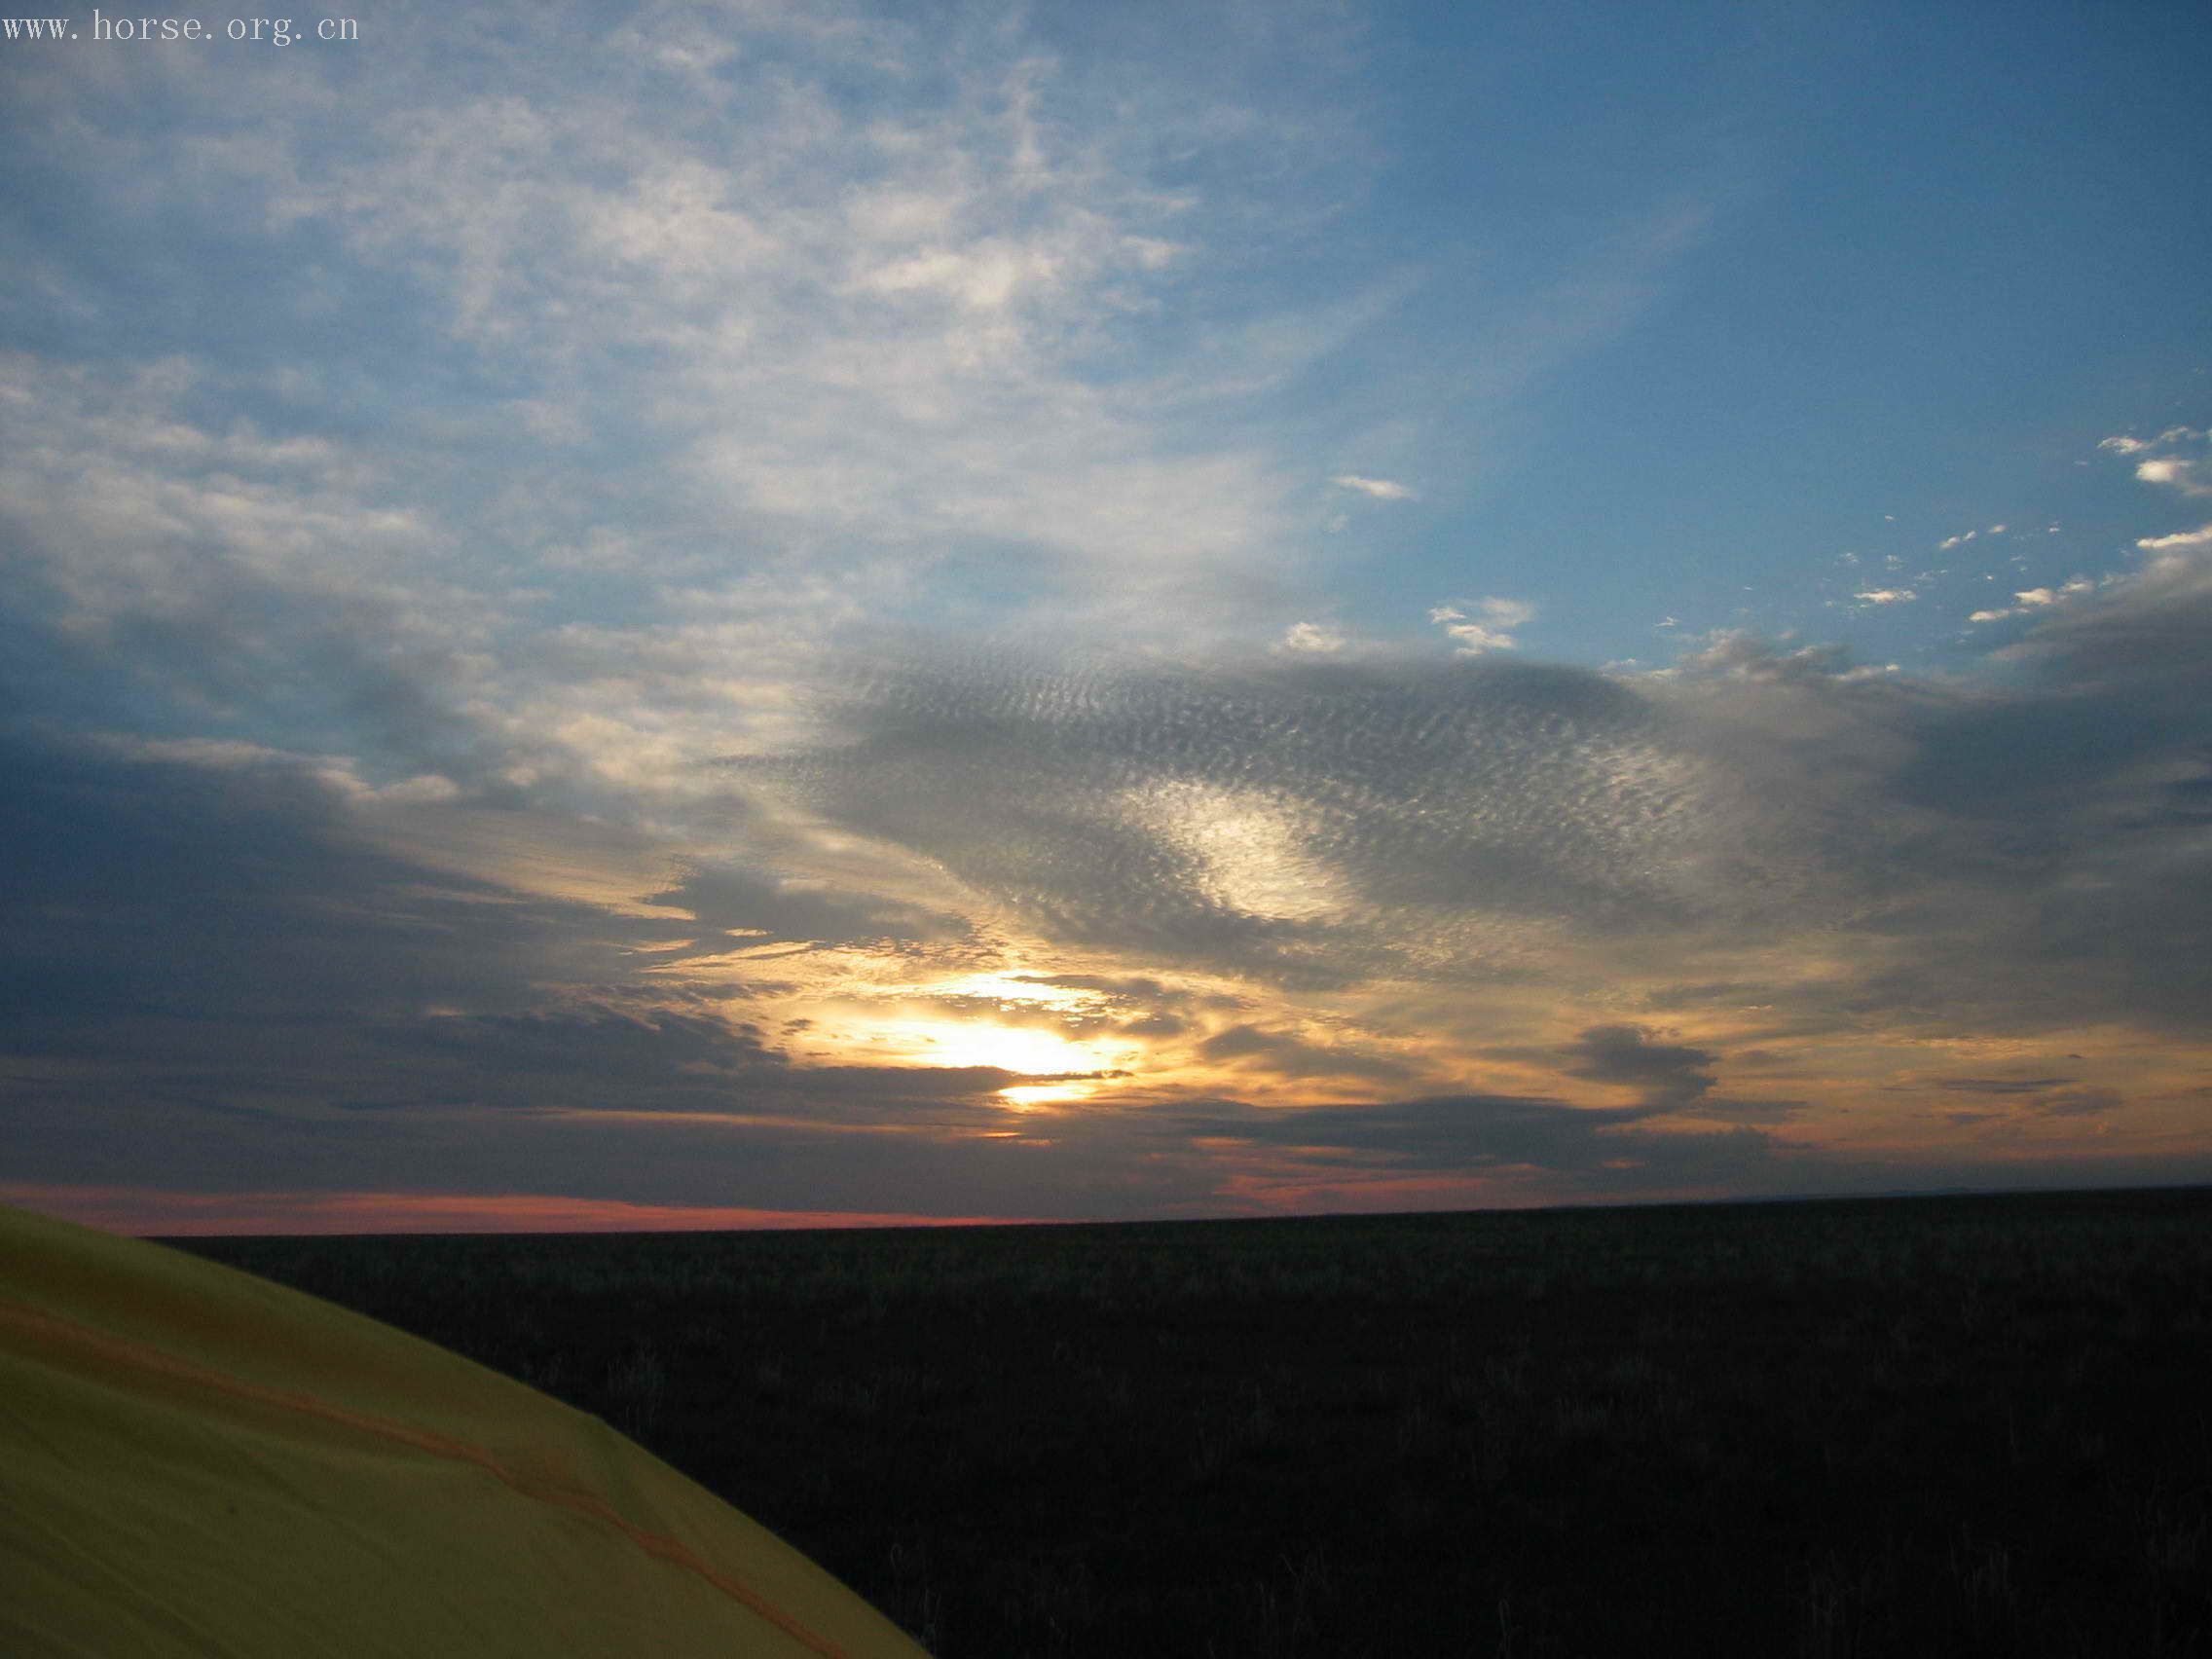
[
  {"left": 1277, "top": 620, "right": 1348, "bottom": 654},
  {"left": 2138, "top": 524, "right": 2212, "bottom": 552},
  {"left": 0, "top": 1185, "right": 1031, "bottom": 1236},
  {"left": 2104, "top": 427, "right": 2212, "bottom": 498},
  {"left": 1854, "top": 588, "right": 1918, "bottom": 605},
  {"left": 6, "top": 16, "right": 2212, "bottom": 1222},
  {"left": 2039, "top": 1088, "right": 2122, "bottom": 1118},
  {"left": 0, "top": 0, "right": 1392, "bottom": 675},
  {"left": 1330, "top": 474, "right": 1415, "bottom": 500},
  {"left": 1474, "top": 597, "right": 1539, "bottom": 628},
  {"left": 1169, "top": 1092, "right": 1778, "bottom": 1195},
  {"left": 1559, "top": 1023, "right": 1718, "bottom": 1111},
  {"left": 1430, "top": 597, "right": 1536, "bottom": 654},
  {"left": 764, "top": 648, "right": 1803, "bottom": 987},
  {"left": 0, "top": 722, "right": 1209, "bottom": 1218},
  {"left": 1967, "top": 577, "right": 2094, "bottom": 623},
  {"left": 8, "top": 558, "right": 2212, "bottom": 1218},
  {"left": 796, "top": 588, "right": 2212, "bottom": 1049},
  {"left": 2133, "top": 461, "right": 2210, "bottom": 496},
  {"left": 1991, "top": 552, "right": 2209, "bottom": 693},
  {"left": 1432, "top": 619, "right": 1518, "bottom": 653},
  {"left": 1907, "top": 1076, "right": 2123, "bottom": 1121},
  {"left": 1196, "top": 1022, "right": 1419, "bottom": 1086}
]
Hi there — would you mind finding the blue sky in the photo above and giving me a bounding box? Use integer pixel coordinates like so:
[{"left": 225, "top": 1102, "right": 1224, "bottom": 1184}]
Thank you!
[{"left": 4, "top": 1, "right": 2210, "bottom": 1232}]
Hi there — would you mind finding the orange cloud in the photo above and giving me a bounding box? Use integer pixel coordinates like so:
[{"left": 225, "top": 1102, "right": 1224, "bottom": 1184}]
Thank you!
[{"left": 0, "top": 1185, "right": 1038, "bottom": 1237}]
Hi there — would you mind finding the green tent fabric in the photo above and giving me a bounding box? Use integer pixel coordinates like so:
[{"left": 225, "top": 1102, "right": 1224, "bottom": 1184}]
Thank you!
[{"left": 0, "top": 1203, "right": 931, "bottom": 1658}]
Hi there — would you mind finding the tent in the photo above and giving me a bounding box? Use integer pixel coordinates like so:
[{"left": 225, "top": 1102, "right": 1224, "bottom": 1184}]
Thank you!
[{"left": 0, "top": 1201, "right": 931, "bottom": 1658}]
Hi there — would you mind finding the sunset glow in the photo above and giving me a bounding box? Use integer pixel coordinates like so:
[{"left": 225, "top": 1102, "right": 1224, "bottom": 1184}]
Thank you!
[
  {"left": 3, "top": 3, "right": 2208, "bottom": 1235},
  {"left": 845, "top": 1018, "right": 1123, "bottom": 1088}
]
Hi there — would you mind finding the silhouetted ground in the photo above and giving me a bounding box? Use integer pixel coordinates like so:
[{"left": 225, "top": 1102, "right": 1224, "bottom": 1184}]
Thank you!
[{"left": 178, "top": 1186, "right": 2212, "bottom": 1657}]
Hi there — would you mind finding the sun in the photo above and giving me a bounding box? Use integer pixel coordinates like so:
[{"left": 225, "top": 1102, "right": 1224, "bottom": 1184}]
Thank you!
[
  {"left": 928, "top": 1021, "right": 1102, "bottom": 1077},
  {"left": 822, "top": 1015, "right": 1119, "bottom": 1106},
  {"left": 933, "top": 1023, "right": 1115, "bottom": 1108},
  {"left": 996, "top": 1082, "right": 1094, "bottom": 1109}
]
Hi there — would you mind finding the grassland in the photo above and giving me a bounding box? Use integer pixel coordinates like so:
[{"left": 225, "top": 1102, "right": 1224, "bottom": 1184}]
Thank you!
[{"left": 177, "top": 1187, "right": 2212, "bottom": 1657}]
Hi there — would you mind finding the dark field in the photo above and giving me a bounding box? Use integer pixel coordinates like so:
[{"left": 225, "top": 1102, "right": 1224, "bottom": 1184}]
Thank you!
[{"left": 177, "top": 1187, "right": 2212, "bottom": 1658}]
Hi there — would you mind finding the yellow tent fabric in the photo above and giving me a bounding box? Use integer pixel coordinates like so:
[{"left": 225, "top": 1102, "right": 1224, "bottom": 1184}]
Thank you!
[{"left": 0, "top": 1202, "right": 931, "bottom": 1658}]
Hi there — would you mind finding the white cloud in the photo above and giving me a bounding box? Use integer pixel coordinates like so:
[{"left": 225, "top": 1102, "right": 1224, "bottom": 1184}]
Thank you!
[
  {"left": 1124, "top": 779, "right": 1351, "bottom": 924},
  {"left": 1430, "top": 596, "right": 1536, "bottom": 655},
  {"left": 2107, "top": 428, "right": 2212, "bottom": 498},
  {"left": 1474, "top": 597, "right": 1537, "bottom": 628},
  {"left": 2138, "top": 524, "right": 2212, "bottom": 552},
  {"left": 1438, "top": 623, "right": 1516, "bottom": 653},
  {"left": 1277, "top": 621, "right": 1347, "bottom": 654},
  {"left": 189, "top": 16, "right": 1344, "bottom": 608},
  {"left": 851, "top": 240, "right": 1068, "bottom": 311},
  {"left": 2104, "top": 425, "right": 2208, "bottom": 457},
  {"left": 1330, "top": 474, "right": 1415, "bottom": 501},
  {"left": 2135, "top": 457, "right": 2212, "bottom": 497},
  {"left": 1974, "top": 577, "right": 2095, "bottom": 622},
  {"left": 1854, "top": 588, "right": 1917, "bottom": 605}
]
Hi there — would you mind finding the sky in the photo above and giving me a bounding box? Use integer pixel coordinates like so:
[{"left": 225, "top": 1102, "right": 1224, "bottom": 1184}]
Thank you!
[{"left": 3, "top": 0, "right": 2210, "bottom": 1235}]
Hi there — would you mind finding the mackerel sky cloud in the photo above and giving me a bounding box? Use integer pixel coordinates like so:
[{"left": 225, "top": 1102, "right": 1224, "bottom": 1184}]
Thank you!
[{"left": 3, "top": 1, "right": 2209, "bottom": 1232}]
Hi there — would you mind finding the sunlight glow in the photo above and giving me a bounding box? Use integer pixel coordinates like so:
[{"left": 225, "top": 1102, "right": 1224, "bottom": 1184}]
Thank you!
[
  {"left": 830, "top": 1014, "right": 1124, "bottom": 1091},
  {"left": 997, "top": 1082, "right": 1094, "bottom": 1108}
]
